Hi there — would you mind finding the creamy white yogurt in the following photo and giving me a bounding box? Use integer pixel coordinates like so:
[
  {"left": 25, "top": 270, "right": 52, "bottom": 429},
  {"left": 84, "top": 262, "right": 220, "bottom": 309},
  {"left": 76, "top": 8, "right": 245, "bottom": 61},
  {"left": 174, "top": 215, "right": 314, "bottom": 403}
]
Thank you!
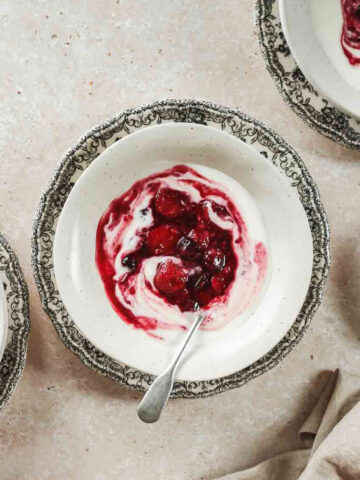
[{"left": 99, "top": 163, "right": 271, "bottom": 332}]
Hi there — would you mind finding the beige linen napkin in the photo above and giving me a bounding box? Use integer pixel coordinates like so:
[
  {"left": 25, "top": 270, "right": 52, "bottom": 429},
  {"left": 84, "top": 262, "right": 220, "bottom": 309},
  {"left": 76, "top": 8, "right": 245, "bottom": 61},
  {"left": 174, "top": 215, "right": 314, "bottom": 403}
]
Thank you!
[{"left": 216, "top": 369, "right": 360, "bottom": 480}]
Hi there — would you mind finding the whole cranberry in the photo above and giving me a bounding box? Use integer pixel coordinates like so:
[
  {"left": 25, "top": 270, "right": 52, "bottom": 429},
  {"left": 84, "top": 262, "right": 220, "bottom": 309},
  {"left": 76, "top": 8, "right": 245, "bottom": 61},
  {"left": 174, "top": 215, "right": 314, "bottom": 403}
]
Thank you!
[
  {"left": 188, "top": 226, "right": 211, "bottom": 249},
  {"left": 154, "top": 188, "right": 186, "bottom": 218},
  {"left": 176, "top": 236, "right": 200, "bottom": 260},
  {"left": 203, "top": 248, "right": 226, "bottom": 271},
  {"left": 193, "top": 272, "right": 210, "bottom": 290},
  {"left": 147, "top": 224, "right": 181, "bottom": 255},
  {"left": 154, "top": 260, "right": 188, "bottom": 295}
]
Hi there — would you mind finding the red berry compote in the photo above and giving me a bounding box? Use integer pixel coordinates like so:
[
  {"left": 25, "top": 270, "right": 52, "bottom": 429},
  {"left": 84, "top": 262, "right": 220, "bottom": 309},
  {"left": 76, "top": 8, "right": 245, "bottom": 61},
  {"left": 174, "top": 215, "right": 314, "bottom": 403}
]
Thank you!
[{"left": 96, "top": 164, "right": 268, "bottom": 337}]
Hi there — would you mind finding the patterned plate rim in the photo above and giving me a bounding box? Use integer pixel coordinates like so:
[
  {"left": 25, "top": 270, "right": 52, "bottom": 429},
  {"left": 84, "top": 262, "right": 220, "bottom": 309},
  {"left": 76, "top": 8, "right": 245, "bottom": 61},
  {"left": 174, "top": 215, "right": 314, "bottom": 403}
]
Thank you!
[
  {"left": 255, "top": 0, "right": 360, "bottom": 151},
  {"left": 31, "top": 98, "right": 330, "bottom": 399},
  {"left": 0, "top": 233, "right": 30, "bottom": 411}
]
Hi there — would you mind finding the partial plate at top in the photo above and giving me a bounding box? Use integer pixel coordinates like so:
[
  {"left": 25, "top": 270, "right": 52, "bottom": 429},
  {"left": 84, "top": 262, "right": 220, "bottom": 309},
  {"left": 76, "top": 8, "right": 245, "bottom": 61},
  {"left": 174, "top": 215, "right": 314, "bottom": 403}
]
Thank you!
[
  {"left": 256, "top": 0, "right": 360, "bottom": 150},
  {"left": 280, "top": 0, "right": 360, "bottom": 119}
]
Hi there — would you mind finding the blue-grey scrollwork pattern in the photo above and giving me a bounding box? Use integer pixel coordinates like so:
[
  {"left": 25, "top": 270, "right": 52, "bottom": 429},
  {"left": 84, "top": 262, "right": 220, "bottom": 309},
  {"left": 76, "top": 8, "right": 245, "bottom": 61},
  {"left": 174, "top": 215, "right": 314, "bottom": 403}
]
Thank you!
[
  {"left": 0, "top": 233, "right": 30, "bottom": 411},
  {"left": 32, "top": 99, "right": 330, "bottom": 398}
]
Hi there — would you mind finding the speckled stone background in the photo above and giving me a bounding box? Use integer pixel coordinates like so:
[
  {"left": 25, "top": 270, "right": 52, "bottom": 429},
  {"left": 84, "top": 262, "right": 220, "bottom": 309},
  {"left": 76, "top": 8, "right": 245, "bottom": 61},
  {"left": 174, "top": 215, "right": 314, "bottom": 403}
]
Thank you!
[{"left": 0, "top": 1, "right": 359, "bottom": 479}]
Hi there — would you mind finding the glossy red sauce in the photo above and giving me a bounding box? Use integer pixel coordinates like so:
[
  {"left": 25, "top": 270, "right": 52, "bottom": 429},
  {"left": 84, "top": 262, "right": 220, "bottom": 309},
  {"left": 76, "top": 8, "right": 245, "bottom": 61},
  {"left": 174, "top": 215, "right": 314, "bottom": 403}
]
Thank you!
[
  {"left": 96, "top": 165, "right": 267, "bottom": 336},
  {"left": 341, "top": 0, "right": 360, "bottom": 65}
]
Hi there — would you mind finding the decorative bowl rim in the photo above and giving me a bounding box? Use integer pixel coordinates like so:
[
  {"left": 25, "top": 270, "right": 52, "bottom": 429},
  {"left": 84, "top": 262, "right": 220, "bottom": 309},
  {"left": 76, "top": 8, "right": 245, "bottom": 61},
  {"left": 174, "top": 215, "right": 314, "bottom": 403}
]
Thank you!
[{"left": 31, "top": 98, "right": 330, "bottom": 399}]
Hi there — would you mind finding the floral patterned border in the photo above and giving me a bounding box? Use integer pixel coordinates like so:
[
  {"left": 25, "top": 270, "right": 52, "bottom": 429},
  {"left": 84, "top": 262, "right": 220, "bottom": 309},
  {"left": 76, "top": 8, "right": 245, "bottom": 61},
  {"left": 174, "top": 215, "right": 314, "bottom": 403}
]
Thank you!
[
  {"left": 0, "top": 233, "right": 30, "bottom": 411},
  {"left": 256, "top": 0, "right": 360, "bottom": 150},
  {"left": 31, "top": 99, "right": 330, "bottom": 398}
]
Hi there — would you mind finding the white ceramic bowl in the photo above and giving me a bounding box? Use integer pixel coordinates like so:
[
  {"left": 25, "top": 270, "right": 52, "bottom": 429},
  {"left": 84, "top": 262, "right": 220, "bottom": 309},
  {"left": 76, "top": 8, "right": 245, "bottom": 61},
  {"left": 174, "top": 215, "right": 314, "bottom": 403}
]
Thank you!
[
  {"left": 54, "top": 122, "right": 313, "bottom": 381},
  {"left": 280, "top": 0, "right": 360, "bottom": 118}
]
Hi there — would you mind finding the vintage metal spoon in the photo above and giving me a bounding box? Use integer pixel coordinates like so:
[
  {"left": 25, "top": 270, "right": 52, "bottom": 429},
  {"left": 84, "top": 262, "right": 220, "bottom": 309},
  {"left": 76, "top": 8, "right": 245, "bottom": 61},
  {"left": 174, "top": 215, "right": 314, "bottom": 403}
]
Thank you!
[{"left": 137, "top": 314, "right": 205, "bottom": 423}]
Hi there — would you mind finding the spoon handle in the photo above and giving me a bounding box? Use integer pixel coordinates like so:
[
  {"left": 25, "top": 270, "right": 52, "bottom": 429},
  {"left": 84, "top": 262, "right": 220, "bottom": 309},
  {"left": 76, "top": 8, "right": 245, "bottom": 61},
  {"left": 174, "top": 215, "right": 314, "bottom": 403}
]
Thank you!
[{"left": 137, "top": 314, "right": 204, "bottom": 423}]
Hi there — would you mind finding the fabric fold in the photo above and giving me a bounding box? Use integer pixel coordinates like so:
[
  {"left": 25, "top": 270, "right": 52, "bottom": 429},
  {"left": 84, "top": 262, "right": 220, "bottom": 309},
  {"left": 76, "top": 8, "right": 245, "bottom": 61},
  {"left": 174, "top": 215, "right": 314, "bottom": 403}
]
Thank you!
[
  {"left": 214, "top": 369, "right": 360, "bottom": 480},
  {"left": 298, "top": 369, "right": 339, "bottom": 450}
]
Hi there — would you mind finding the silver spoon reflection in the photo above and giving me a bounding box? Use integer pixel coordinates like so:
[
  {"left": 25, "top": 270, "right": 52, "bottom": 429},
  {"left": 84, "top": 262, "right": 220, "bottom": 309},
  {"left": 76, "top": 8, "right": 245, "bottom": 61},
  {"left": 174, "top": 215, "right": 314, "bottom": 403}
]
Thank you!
[{"left": 137, "top": 314, "right": 205, "bottom": 423}]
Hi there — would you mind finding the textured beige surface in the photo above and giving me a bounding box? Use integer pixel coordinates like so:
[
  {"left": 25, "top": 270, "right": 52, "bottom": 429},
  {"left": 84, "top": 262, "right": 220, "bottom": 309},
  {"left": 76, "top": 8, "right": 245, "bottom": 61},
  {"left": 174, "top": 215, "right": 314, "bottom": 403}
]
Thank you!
[
  {"left": 0, "top": 1, "right": 359, "bottom": 479},
  {"left": 216, "top": 370, "right": 360, "bottom": 479}
]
